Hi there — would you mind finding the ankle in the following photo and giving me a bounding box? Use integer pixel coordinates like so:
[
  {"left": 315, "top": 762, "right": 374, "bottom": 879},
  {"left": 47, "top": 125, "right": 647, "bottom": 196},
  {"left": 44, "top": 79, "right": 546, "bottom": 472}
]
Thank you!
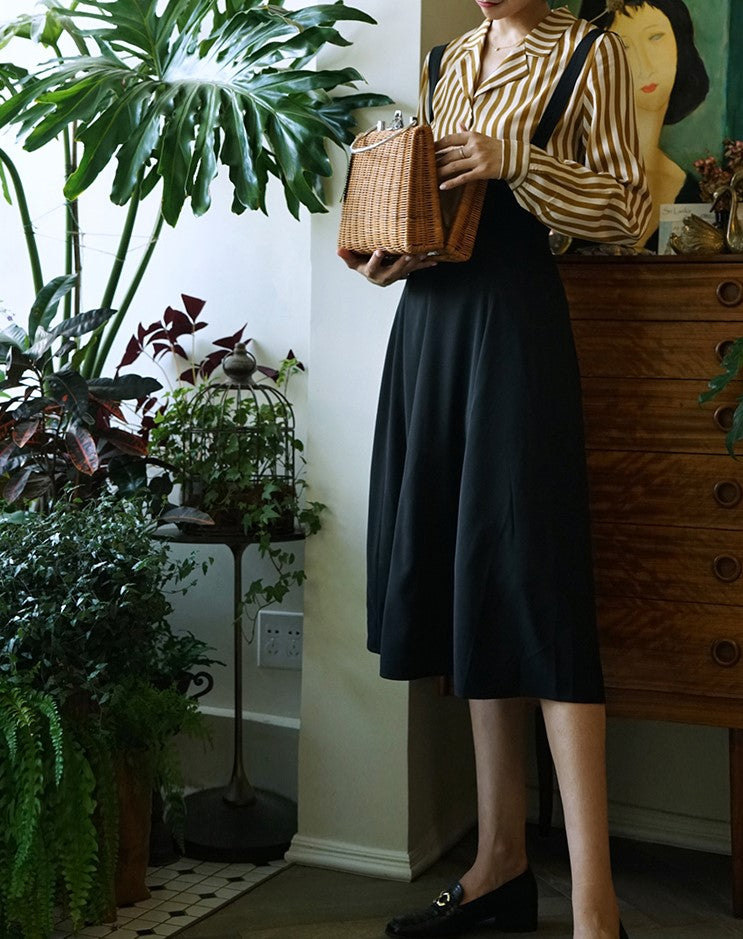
[
  {"left": 571, "top": 890, "right": 620, "bottom": 939},
  {"left": 459, "top": 851, "right": 529, "bottom": 901}
]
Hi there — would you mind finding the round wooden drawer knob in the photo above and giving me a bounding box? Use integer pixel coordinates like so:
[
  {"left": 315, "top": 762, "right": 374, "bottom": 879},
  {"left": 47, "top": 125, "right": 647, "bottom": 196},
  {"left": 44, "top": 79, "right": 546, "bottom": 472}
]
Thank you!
[
  {"left": 715, "top": 339, "right": 735, "bottom": 363},
  {"left": 714, "top": 480, "right": 743, "bottom": 508},
  {"left": 711, "top": 638, "right": 741, "bottom": 667},
  {"left": 713, "top": 554, "right": 742, "bottom": 582},
  {"left": 714, "top": 406, "right": 735, "bottom": 432},
  {"left": 717, "top": 280, "right": 743, "bottom": 307}
]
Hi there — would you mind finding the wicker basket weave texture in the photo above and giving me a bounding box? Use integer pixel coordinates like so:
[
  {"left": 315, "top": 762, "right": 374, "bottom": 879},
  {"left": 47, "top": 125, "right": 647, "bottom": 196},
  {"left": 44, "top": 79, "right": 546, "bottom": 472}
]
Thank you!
[
  {"left": 437, "top": 180, "right": 487, "bottom": 262},
  {"left": 339, "top": 123, "right": 444, "bottom": 256},
  {"left": 338, "top": 121, "right": 487, "bottom": 263}
]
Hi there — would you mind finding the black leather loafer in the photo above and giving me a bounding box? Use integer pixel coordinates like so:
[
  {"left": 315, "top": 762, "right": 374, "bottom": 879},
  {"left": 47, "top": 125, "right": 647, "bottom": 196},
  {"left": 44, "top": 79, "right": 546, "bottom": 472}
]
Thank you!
[{"left": 384, "top": 867, "right": 538, "bottom": 937}]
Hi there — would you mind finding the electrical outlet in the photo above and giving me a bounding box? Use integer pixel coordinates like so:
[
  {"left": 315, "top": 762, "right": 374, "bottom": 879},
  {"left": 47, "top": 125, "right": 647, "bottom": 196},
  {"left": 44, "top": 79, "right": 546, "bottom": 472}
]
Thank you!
[{"left": 257, "top": 611, "right": 303, "bottom": 670}]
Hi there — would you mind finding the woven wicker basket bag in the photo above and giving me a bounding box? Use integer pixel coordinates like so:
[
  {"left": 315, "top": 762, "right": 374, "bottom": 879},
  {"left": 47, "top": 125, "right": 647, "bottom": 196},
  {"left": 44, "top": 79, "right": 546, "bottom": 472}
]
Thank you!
[{"left": 338, "top": 111, "right": 485, "bottom": 263}]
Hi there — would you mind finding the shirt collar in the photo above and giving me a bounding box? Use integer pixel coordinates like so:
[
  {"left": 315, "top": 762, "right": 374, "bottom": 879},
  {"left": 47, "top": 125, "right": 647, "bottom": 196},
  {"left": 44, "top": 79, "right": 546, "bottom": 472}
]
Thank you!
[
  {"left": 523, "top": 6, "right": 578, "bottom": 56},
  {"left": 456, "top": 6, "right": 577, "bottom": 100},
  {"left": 460, "top": 6, "right": 577, "bottom": 57}
]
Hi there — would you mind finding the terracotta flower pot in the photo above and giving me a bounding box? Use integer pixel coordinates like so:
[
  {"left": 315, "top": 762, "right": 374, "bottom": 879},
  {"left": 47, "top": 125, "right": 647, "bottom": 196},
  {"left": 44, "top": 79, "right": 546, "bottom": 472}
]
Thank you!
[{"left": 115, "top": 752, "right": 154, "bottom": 906}]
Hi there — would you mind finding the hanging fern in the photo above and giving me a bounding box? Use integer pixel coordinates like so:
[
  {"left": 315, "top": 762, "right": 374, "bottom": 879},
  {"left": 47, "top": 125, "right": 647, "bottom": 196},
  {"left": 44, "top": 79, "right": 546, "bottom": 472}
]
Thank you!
[
  {"left": 77, "top": 720, "right": 119, "bottom": 924},
  {"left": 0, "top": 683, "right": 64, "bottom": 939},
  {"left": 0, "top": 683, "right": 119, "bottom": 937},
  {"left": 53, "top": 735, "right": 101, "bottom": 930}
]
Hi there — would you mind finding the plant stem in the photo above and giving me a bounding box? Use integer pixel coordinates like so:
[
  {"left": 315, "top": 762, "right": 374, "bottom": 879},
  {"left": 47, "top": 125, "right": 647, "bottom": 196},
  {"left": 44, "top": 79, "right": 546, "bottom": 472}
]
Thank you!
[
  {"left": 61, "top": 127, "right": 82, "bottom": 367},
  {"left": 81, "top": 186, "right": 142, "bottom": 377},
  {"left": 90, "top": 207, "right": 166, "bottom": 377},
  {"left": 0, "top": 148, "right": 44, "bottom": 297}
]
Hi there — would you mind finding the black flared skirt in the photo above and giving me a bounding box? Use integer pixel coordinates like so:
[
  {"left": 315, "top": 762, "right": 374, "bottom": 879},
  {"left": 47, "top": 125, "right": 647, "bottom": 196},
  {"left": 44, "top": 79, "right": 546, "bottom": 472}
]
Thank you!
[{"left": 366, "top": 181, "right": 605, "bottom": 702}]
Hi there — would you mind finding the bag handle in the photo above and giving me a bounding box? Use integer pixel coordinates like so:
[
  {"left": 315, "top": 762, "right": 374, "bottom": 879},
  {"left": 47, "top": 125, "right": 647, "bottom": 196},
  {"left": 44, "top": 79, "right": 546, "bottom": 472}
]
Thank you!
[
  {"left": 350, "top": 111, "right": 417, "bottom": 154},
  {"left": 530, "top": 28, "right": 604, "bottom": 149}
]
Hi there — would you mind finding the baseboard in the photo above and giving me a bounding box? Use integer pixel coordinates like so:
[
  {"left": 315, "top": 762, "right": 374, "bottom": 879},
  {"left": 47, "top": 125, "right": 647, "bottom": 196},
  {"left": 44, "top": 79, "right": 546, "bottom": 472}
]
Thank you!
[
  {"left": 527, "top": 785, "right": 730, "bottom": 856},
  {"left": 286, "top": 834, "right": 417, "bottom": 881},
  {"left": 287, "top": 810, "right": 477, "bottom": 882},
  {"left": 608, "top": 801, "right": 730, "bottom": 855}
]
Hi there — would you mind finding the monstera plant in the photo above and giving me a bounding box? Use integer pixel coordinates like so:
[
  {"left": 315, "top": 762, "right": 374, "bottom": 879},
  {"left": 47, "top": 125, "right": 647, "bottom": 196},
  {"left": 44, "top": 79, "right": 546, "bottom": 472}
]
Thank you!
[{"left": 0, "top": 0, "right": 389, "bottom": 376}]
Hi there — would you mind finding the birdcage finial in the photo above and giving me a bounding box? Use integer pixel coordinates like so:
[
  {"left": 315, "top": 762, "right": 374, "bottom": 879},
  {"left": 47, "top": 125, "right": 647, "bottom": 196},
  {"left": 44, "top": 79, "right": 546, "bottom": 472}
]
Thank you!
[{"left": 222, "top": 342, "right": 258, "bottom": 387}]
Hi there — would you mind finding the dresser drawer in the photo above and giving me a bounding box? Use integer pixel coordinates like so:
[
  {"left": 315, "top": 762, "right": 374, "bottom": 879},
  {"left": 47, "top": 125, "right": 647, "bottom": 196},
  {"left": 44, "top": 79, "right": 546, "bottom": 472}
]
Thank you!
[
  {"left": 593, "top": 522, "right": 743, "bottom": 605},
  {"left": 596, "top": 595, "right": 743, "bottom": 699},
  {"left": 582, "top": 378, "right": 739, "bottom": 454},
  {"left": 560, "top": 257, "right": 743, "bottom": 321},
  {"left": 574, "top": 321, "right": 740, "bottom": 379},
  {"left": 587, "top": 451, "right": 743, "bottom": 528}
]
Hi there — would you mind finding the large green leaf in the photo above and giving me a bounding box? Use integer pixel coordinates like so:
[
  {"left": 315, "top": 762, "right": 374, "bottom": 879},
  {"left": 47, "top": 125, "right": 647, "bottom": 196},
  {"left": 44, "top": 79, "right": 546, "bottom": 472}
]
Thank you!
[
  {"left": 28, "top": 274, "right": 78, "bottom": 341},
  {"left": 0, "top": 324, "right": 29, "bottom": 358},
  {"left": 28, "top": 306, "right": 115, "bottom": 359},
  {"left": 0, "top": 0, "right": 391, "bottom": 225}
]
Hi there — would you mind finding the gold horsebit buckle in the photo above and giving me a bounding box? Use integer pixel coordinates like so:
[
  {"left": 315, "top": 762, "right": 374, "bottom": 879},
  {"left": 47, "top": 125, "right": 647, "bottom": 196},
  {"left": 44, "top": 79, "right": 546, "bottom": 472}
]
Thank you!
[{"left": 434, "top": 888, "right": 457, "bottom": 910}]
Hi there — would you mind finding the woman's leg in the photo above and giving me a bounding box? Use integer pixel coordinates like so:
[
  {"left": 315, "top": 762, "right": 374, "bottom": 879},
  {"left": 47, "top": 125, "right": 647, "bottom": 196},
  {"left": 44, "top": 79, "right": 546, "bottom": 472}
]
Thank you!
[
  {"left": 540, "top": 700, "right": 620, "bottom": 939},
  {"left": 458, "top": 697, "right": 530, "bottom": 901}
]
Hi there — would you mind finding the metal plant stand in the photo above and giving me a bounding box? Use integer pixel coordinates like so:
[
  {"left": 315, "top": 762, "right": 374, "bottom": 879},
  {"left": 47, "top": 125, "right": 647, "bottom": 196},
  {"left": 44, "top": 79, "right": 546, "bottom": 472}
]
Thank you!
[{"left": 159, "top": 527, "right": 302, "bottom": 863}]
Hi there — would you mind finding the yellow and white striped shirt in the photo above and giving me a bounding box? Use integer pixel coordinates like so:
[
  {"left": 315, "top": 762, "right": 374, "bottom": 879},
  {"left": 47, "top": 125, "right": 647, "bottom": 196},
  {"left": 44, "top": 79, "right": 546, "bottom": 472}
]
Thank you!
[{"left": 421, "top": 6, "right": 651, "bottom": 244}]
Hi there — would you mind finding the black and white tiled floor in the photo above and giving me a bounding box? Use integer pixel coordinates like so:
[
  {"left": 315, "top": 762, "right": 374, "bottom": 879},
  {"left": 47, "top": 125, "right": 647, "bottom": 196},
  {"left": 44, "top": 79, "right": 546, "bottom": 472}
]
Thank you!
[{"left": 53, "top": 857, "right": 287, "bottom": 937}]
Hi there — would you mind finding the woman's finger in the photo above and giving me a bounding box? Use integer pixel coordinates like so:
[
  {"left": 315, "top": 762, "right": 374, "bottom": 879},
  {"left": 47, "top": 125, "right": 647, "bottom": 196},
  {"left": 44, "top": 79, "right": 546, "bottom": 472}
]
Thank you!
[
  {"left": 435, "top": 132, "right": 469, "bottom": 153},
  {"left": 339, "top": 247, "right": 437, "bottom": 286},
  {"left": 337, "top": 248, "right": 369, "bottom": 271}
]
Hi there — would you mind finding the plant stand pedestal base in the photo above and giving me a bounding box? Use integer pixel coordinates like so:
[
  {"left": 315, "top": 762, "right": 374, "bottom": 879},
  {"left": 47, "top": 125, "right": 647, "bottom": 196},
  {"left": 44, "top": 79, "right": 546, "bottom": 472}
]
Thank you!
[{"left": 184, "top": 786, "right": 297, "bottom": 863}]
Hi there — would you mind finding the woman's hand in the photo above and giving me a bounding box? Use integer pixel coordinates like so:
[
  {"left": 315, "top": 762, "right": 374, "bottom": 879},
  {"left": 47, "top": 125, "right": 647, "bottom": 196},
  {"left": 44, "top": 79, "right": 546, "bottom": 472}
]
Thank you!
[
  {"left": 337, "top": 248, "right": 438, "bottom": 287},
  {"left": 435, "top": 126, "right": 505, "bottom": 191}
]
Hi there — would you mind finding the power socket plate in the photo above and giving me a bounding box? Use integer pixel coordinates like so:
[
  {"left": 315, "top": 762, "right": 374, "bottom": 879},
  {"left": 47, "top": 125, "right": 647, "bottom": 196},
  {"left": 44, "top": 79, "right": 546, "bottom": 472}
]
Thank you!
[{"left": 257, "top": 610, "right": 303, "bottom": 670}]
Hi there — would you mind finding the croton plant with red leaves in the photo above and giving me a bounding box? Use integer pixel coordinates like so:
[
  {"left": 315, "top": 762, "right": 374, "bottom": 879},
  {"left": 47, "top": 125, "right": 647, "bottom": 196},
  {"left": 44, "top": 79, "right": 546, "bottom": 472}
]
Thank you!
[{"left": 0, "top": 278, "right": 162, "bottom": 508}]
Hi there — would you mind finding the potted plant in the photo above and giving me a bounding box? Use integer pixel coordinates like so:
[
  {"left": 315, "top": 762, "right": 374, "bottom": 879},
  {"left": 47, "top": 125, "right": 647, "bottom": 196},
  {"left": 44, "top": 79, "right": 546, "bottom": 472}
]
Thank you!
[
  {"left": 0, "top": 494, "right": 216, "bottom": 936},
  {"left": 0, "top": 0, "right": 390, "bottom": 377},
  {"left": 0, "top": 276, "right": 211, "bottom": 530},
  {"left": 121, "top": 294, "right": 325, "bottom": 622},
  {"left": 0, "top": 276, "right": 160, "bottom": 506}
]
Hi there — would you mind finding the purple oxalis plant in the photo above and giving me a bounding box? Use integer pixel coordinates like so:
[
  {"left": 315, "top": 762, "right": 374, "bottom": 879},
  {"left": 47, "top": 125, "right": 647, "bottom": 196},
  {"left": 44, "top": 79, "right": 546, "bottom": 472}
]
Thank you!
[{"left": 117, "top": 295, "right": 304, "bottom": 431}]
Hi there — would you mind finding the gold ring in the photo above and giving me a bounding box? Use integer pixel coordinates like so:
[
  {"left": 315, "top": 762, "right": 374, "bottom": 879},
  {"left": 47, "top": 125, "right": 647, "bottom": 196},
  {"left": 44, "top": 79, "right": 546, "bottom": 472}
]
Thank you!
[{"left": 459, "top": 146, "right": 466, "bottom": 160}]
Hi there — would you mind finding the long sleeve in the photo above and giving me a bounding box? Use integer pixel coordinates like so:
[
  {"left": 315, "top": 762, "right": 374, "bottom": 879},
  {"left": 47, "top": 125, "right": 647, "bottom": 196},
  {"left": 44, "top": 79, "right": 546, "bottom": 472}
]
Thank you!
[{"left": 504, "top": 31, "right": 651, "bottom": 244}]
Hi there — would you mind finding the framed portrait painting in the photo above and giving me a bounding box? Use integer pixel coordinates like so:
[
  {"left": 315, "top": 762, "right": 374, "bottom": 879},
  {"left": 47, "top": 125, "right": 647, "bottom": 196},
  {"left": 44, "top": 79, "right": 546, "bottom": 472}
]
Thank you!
[{"left": 573, "top": 0, "right": 741, "bottom": 248}]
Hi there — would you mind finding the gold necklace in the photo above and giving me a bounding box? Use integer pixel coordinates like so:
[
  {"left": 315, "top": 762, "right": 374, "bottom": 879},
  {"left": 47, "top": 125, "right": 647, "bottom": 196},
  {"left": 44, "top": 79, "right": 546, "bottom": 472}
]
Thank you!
[{"left": 492, "top": 38, "right": 524, "bottom": 51}]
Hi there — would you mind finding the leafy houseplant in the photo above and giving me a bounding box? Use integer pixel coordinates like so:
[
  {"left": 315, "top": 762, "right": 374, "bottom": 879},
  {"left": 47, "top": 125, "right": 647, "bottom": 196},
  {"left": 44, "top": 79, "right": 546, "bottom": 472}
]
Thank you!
[
  {"left": 122, "top": 294, "right": 325, "bottom": 622},
  {"left": 0, "top": 0, "right": 390, "bottom": 377},
  {"left": 0, "top": 496, "right": 215, "bottom": 935},
  {"left": 0, "top": 276, "right": 160, "bottom": 507}
]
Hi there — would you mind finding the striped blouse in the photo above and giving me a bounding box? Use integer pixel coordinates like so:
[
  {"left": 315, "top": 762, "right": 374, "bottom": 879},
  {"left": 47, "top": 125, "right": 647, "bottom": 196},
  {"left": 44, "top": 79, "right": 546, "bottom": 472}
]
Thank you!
[{"left": 421, "top": 6, "right": 651, "bottom": 244}]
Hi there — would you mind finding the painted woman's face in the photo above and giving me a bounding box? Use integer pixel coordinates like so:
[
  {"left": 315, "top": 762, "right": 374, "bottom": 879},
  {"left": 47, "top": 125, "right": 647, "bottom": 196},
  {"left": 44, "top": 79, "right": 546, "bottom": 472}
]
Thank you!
[{"left": 612, "top": 5, "right": 678, "bottom": 115}]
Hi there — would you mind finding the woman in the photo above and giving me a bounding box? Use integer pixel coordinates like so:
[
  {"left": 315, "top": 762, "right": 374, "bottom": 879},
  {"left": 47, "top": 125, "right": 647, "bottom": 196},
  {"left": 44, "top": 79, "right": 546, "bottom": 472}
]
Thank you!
[
  {"left": 339, "top": 1, "right": 650, "bottom": 937},
  {"left": 581, "top": 0, "right": 709, "bottom": 247}
]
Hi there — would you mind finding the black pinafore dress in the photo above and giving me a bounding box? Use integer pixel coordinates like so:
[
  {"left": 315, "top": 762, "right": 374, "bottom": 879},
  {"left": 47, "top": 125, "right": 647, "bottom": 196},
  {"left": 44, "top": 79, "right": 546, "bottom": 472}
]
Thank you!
[{"left": 366, "top": 33, "right": 606, "bottom": 703}]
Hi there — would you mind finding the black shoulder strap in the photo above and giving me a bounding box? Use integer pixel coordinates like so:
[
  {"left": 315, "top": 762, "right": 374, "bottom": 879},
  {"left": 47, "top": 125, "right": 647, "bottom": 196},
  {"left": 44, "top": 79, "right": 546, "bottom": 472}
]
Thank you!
[
  {"left": 427, "top": 43, "right": 448, "bottom": 124},
  {"left": 531, "top": 28, "right": 604, "bottom": 150}
]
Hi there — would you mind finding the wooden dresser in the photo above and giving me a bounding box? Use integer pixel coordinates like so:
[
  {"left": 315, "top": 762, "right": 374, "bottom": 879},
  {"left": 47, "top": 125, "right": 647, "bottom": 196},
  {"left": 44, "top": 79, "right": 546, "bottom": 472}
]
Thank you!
[{"left": 558, "top": 254, "right": 743, "bottom": 914}]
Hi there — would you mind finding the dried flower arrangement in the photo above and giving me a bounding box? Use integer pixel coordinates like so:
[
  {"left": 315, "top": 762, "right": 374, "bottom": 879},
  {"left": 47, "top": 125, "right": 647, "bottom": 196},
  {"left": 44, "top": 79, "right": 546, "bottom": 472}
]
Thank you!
[{"left": 694, "top": 140, "right": 743, "bottom": 207}]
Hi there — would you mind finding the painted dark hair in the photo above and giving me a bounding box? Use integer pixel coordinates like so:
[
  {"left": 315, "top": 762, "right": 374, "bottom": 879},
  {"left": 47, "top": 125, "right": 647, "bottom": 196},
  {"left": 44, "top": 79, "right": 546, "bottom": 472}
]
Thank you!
[{"left": 579, "top": 0, "right": 709, "bottom": 124}]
